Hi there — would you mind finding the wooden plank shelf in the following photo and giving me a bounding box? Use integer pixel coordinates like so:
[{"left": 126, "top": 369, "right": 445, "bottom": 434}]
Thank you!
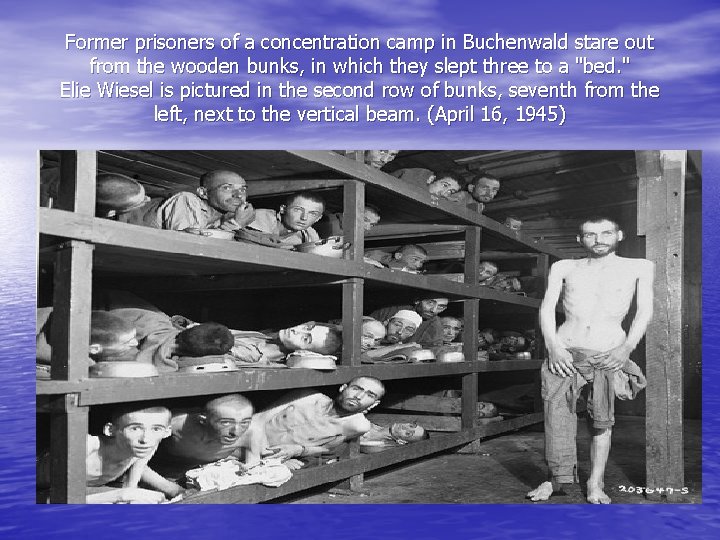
[
  {"left": 39, "top": 208, "right": 357, "bottom": 277},
  {"left": 41, "top": 209, "right": 542, "bottom": 307},
  {"left": 37, "top": 362, "right": 490, "bottom": 404},
  {"left": 38, "top": 149, "right": 560, "bottom": 503},
  {"left": 37, "top": 360, "right": 542, "bottom": 404},
  {"left": 178, "top": 412, "right": 543, "bottom": 504}
]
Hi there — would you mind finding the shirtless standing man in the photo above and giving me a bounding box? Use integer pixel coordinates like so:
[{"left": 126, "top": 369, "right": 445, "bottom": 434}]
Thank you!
[{"left": 527, "top": 217, "right": 654, "bottom": 504}]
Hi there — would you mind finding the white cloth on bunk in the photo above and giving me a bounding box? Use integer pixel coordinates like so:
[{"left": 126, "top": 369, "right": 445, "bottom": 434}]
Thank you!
[{"left": 185, "top": 457, "right": 292, "bottom": 491}]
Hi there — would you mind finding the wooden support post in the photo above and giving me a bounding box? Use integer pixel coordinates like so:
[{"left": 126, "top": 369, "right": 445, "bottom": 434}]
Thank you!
[
  {"left": 57, "top": 150, "right": 96, "bottom": 214},
  {"left": 51, "top": 241, "right": 94, "bottom": 381},
  {"left": 341, "top": 278, "right": 364, "bottom": 366},
  {"left": 340, "top": 170, "right": 366, "bottom": 368},
  {"left": 533, "top": 254, "right": 552, "bottom": 414},
  {"left": 534, "top": 254, "right": 550, "bottom": 361},
  {"left": 342, "top": 179, "right": 365, "bottom": 261},
  {"left": 330, "top": 440, "right": 366, "bottom": 494},
  {"left": 636, "top": 150, "right": 686, "bottom": 501},
  {"left": 461, "top": 224, "right": 481, "bottom": 429},
  {"left": 49, "top": 394, "right": 88, "bottom": 503}
]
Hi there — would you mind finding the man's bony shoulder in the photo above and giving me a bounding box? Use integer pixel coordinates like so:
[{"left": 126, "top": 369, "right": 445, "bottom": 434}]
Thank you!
[
  {"left": 550, "top": 258, "right": 578, "bottom": 273},
  {"left": 618, "top": 256, "right": 654, "bottom": 273},
  {"left": 166, "top": 190, "right": 201, "bottom": 204}
]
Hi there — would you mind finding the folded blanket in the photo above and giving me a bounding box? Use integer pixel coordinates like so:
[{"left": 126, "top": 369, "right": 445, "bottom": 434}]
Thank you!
[{"left": 185, "top": 457, "right": 292, "bottom": 491}]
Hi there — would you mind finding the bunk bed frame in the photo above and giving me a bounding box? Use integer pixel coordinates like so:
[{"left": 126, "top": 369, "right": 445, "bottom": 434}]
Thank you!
[{"left": 38, "top": 149, "right": 570, "bottom": 503}]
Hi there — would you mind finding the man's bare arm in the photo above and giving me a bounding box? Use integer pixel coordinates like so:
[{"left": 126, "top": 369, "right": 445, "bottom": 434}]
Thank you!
[
  {"left": 625, "top": 260, "right": 655, "bottom": 350},
  {"left": 140, "top": 466, "right": 184, "bottom": 499},
  {"left": 540, "top": 261, "right": 576, "bottom": 376},
  {"left": 86, "top": 487, "right": 167, "bottom": 504},
  {"left": 600, "top": 260, "right": 655, "bottom": 371}
]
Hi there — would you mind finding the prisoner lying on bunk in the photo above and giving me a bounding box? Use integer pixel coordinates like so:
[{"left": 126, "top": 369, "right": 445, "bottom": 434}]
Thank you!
[
  {"left": 229, "top": 321, "right": 342, "bottom": 367},
  {"left": 359, "top": 421, "right": 429, "bottom": 453},
  {"left": 119, "top": 169, "right": 256, "bottom": 235},
  {"left": 37, "top": 402, "right": 183, "bottom": 504},
  {"left": 243, "top": 377, "right": 386, "bottom": 468}
]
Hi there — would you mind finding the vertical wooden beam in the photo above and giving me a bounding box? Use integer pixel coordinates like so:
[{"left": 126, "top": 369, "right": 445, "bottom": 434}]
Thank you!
[
  {"left": 534, "top": 254, "right": 550, "bottom": 361},
  {"left": 336, "top": 156, "right": 368, "bottom": 489},
  {"left": 342, "top": 180, "right": 365, "bottom": 261},
  {"left": 341, "top": 278, "right": 364, "bottom": 367},
  {"left": 636, "top": 150, "right": 686, "bottom": 501},
  {"left": 533, "top": 254, "right": 551, "bottom": 414},
  {"left": 660, "top": 151, "right": 686, "bottom": 501},
  {"left": 51, "top": 241, "right": 94, "bottom": 381},
  {"left": 57, "top": 150, "right": 96, "bottom": 214},
  {"left": 330, "top": 439, "right": 366, "bottom": 494},
  {"left": 49, "top": 394, "right": 88, "bottom": 503},
  {"left": 461, "top": 224, "right": 481, "bottom": 429}
]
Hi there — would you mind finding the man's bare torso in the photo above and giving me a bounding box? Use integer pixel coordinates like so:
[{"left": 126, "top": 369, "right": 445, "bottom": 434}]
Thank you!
[{"left": 556, "top": 255, "right": 651, "bottom": 351}]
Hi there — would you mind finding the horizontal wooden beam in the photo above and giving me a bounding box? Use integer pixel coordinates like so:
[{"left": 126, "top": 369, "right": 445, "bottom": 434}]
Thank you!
[
  {"left": 36, "top": 360, "right": 543, "bottom": 404},
  {"left": 40, "top": 208, "right": 356, "bottom": 277},
  {"left": 487, "top": 173, "right": 638, "bottom": 213},
  {"left": 247, "top": 179, "right": 346, "bottom": 196},
  {"left": 41, "top": 210, "right": 550, "bottom": 302},
  {"left": 38, "top": 363, "right": 479, "bottom": 405},
  {"left": 97, "top": 272, "right": 348, "bottom": 292},
  {"left": 367, "top": 223, "right": 466, "bottom": 239}
]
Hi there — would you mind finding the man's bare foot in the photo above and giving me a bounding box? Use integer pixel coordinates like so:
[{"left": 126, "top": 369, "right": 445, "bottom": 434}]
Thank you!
[
  {"left": 526, "top": 481, "right": 554, "bottom": 501},
  {"left": 586, "top": 481, "right": 611, "bottom": 504}
]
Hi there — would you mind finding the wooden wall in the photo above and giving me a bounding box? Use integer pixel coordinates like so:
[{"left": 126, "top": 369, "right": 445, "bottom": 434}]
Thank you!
[{"left": 611, "top": 180, "right": 700, "bottom": 419}]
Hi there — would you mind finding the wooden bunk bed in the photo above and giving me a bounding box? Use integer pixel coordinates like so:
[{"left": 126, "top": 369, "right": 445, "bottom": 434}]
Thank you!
[{"left": 37, "top": 149, "right": 589, "bottom": 503}]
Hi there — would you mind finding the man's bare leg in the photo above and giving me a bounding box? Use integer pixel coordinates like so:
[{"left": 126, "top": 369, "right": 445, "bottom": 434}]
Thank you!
[{"left": 587, "top": 427, "right": 612, "bottom": 503}]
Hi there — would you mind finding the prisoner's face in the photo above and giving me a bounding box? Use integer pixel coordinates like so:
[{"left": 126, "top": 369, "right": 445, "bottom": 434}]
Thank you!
[
  {"left": 111, "top": 410, "right": 171, "bottom": 459},
  {"left": 396, "top": 248, "right": 427, "bottom": 271},
  {"left": 471, "top": 178, "right": 500, "bottom": 203},
  {"left": 476, "top": 402, "right": 498, "bottom": 418},
  {"left": 579, "top": 220, "right": 621, "bottom": 258},
  {"left": 367, "top": 150, "right": 399, "bottom": 168},
  {"left": 281, "top": 196, "right": 324, "bottom": 231},
  {"left": 440, "top": 317, "right": 463, "bottom": 343},
  {"left": 428, "top": 177, "right": 461, "bottom": 199},
  {"left": 203, "top": 172, "right": 247, "bottom": 213},
  {"left": 204, "top": 403, "right": 253, "bottom": 445},
  {"left": 416, "top": 298, "right": 449, "bottom": 320},
  {"left": 390, "top": 422, "right": 426, "bottom": 443},
  {"left": 363, "top": 208, "right": 381, "bottom": 231},
  {"left": 477, "top": 262, "right": 498, "bottom": 281},
  {"left": 337, "top": 378, "right": 383, "bottom": 413},
  {"left": 360, "top": 321, "right": 386, "bottom": 352},
  {"left": 384, "top": 318, "right": 417, "bottom": 343},
  {"left": 278, "top": 322, "right": 331, "bottom": 352}
]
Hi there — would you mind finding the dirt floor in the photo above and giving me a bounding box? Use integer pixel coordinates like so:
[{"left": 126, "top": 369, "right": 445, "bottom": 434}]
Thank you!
[{"left": 278, "top": 416, "right": 701, "bottom": 504}]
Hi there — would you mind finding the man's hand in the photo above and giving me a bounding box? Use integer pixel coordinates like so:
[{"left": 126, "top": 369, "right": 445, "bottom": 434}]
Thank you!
[
  {"left": 182, "top": 227, "right": 211, "bottom": 236},
  {"left": 547, "top": 346, "right": 576, "bottom": 377},
  {"left": 593, "top": 344, "right": 632, "bottom": 372},
  {"left": 262, "top": 444, "right": 302, "bottom": 460},
  {"left": 283, "top": 458, "right": 305, "bottom": 471},
  {"left": 117, "top": 487, "right": 166, "bottom": 504},
  {"left": 233, "top": 202, "right": 255, "bottom": 228}
]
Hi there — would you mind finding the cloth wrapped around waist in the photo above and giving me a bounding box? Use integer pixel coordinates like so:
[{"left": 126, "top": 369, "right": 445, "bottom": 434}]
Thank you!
[{"left": 566, "top": 347, "right": 647, "bottom": 414}]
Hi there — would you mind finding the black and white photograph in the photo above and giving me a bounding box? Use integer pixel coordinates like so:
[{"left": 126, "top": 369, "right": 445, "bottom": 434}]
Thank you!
[{"left": 36, "top": 149, "right": 701, "bottom": 504}]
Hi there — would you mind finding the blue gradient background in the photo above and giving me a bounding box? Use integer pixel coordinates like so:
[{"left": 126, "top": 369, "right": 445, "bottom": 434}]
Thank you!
[{"left": 0, "top": 0, "right": 717, "bottom": 538}]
